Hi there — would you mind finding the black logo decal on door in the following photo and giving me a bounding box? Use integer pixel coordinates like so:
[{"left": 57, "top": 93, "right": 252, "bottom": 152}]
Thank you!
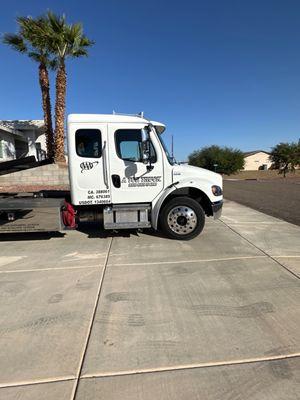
[{"left": 80, "top": 161, "right": 99, "bottom": 173}]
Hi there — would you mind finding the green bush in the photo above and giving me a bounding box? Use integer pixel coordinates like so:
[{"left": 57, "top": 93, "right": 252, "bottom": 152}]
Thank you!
[
  {"left": 270, "top": 142, "right": 300, "bottom": 177},
  {"left": 188, "top": 145, "right": 245, "bottom": 175}
]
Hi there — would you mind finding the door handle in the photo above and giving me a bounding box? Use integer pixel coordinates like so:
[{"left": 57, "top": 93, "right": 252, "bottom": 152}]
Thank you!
[
  {"left": 112, "top": 174, "right": 121, "bottom": 188},
  {"left": 102, "top": 141, "right": 109, "bottom": 189}
]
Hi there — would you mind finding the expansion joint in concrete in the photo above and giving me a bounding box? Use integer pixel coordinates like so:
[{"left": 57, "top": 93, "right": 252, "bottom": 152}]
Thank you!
[
  {"left": 70, "top": 237, "right": 114, "bottom": 400},
  {"left": 219, "top": 218, "right": 300, "bottom": 281},
  {"left": 80, "top": 352, "right": 300, "bottom": 380}
]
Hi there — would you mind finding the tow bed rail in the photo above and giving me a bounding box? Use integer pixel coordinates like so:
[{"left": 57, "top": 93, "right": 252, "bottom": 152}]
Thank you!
[{"left": 0, "top": 157, "right": 52, "bottom": 176}]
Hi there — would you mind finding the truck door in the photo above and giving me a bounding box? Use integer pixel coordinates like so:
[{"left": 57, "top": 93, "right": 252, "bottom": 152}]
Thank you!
[
  {"left": 108, "top": 124, "right": 164, "bottom": 204},
  {"left": 68, "top": 123, "right": 111, "bottom": 206}
]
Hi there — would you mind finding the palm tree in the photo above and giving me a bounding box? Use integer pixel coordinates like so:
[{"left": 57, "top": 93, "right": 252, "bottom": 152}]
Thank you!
[
  {"left": 3, "top": 16, "right": 55, "bottom": 159},
  {"left": 46, "top": 12, "right": 94, "bottom": 163}
]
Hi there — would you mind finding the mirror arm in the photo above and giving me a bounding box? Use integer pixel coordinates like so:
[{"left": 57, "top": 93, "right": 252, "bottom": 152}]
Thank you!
[{"left": 147, "top": 164, "right": 154, "bottom": 172}]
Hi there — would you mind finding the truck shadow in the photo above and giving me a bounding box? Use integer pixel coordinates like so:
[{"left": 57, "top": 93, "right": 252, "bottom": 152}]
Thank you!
[
  {"left": 0, "top": 226, "right": 166, "bottom": 241},
  {"left": 0, "top": 231, "right": 65, "bottom": 242},
  {"left": 77, "top": 223, "right": 167, "bottom": 239},
  {"left": 77, "top": 223, "right": 140, "bottom": 239}
]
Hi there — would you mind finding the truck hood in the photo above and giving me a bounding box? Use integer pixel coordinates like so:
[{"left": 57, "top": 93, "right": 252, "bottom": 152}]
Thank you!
[{"left": 173, "top": 164, "right": 222, "bottom": 187}]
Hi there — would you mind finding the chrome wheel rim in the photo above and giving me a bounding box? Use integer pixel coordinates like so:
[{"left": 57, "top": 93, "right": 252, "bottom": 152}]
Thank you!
[{"left": 167, "top": 206, "right": 197, "bottom": 235}]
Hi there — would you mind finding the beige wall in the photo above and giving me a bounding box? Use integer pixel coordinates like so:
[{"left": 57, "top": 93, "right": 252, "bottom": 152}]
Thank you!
[{"left": 244, "top": 152, "right": 272, "bottom": 170}]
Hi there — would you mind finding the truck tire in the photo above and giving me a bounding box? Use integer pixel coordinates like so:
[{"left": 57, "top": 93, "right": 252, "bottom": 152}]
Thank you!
[{"left": 160, "top": 197, "right": 205, "bottom": 240}]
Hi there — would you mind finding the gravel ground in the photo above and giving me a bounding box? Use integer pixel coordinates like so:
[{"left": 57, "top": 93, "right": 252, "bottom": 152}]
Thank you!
[{"left": 224, "top": 179, "right": 300, "bottom": 226}]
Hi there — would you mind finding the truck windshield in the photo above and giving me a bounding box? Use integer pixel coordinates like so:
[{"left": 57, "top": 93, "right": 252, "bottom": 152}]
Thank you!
[{"left": 156, "top": 130, "right": 175, "bottom": 165}]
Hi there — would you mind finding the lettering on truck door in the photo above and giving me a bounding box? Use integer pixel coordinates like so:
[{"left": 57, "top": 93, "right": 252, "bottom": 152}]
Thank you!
[{"left": 108, "top": 123, "right": 164, "bottom": 204}]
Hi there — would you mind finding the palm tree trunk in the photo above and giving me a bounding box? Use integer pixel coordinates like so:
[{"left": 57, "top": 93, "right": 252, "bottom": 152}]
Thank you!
[
  {"left": 39, "top": 63, "right": 54, "bottom": 159},
  {"left": 54, "top": 60, "right": 66, "bottom": 163}
]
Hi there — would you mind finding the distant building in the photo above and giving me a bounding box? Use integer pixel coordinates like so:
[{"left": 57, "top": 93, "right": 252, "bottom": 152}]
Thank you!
[
  {"left": 0, "top": 120, "right": 46, "bottom": 163},
  {"left": 243, "top": 150, "right": 272, "bottom": 171}
]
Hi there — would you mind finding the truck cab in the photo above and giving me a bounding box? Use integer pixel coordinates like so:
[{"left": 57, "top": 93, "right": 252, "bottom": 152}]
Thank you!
[{"left": 67, "top": 113, "right": 223, "bottom": 240}]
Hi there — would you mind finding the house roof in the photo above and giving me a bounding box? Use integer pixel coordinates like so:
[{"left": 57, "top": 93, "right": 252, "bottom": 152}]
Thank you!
[
  {"left": 243, "top": 150, "right": 270, "bottom": 157},
  {"left": 0, "top": 120, "right": 44, "bottom": 132},
  {"left": 0, "top": 120, "right": 44, "bottom": 138}
]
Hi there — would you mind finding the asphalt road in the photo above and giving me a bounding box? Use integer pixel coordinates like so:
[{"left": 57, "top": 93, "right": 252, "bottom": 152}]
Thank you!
[{"left": 224, "top": 179, "right": 300, "bottom": 226}]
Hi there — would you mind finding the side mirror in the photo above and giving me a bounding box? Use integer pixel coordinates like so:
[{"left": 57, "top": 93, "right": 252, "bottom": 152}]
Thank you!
[{"left": 141, "top": 127, "right": 150, "bottom": 164}]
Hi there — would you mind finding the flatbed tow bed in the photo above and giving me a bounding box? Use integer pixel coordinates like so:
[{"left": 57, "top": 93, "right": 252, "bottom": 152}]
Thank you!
[{"left": 0, "top": 194, "right": 65, "bottom": 233}]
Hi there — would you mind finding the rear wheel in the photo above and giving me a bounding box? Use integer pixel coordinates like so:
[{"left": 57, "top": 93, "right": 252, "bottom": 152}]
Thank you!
[{"left": 160, "top": 197, "right": 205, "bottom": 240}]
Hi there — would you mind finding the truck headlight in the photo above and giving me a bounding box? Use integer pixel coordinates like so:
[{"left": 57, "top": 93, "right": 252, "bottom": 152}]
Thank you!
[{"left": 212, "top": 185, "right": 223, "bottom": 196}]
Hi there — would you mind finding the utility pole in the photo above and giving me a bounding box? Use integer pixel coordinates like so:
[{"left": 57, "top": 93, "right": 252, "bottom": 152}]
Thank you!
[{"left": 171, "top": 134, "right": 174, "bottom": 161}]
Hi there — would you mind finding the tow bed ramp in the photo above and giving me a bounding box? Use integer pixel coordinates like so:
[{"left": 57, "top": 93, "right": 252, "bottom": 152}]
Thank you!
[{"left": 0, "top": 196, "right": 64, "bottom": 233}]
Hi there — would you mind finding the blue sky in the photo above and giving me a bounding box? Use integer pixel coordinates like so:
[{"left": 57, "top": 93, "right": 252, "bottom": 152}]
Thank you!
[{"left": 1, "top": 0, "right": 300, "bottom": 160}]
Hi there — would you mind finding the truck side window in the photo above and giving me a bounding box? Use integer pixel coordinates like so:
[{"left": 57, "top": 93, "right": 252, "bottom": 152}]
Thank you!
[
  {"left": 115, "top": 129, "right": 156, "bottom": 163},
  {"left": 76, "top": 129, "right": 102, "bottom": 158}
]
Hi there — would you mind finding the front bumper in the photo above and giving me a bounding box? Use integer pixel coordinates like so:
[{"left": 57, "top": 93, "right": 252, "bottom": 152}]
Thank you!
[{"left": 212, "top": 200, "right": 223, "bottom": 220}]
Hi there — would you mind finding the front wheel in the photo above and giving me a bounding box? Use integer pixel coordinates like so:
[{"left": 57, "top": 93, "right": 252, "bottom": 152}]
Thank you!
[{"left": 159, "top": 197, "right": 205, "bottom": 240}]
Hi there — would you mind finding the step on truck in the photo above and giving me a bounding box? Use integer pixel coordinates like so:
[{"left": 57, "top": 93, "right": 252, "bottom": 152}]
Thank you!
[{"left": 0, "top": 113, "right": 223, "bottom": 240}]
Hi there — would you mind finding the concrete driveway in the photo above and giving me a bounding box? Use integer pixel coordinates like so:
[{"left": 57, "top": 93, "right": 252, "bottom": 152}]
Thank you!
[{"left": 0, "top": 200, "right": 299, "bottom": 399}]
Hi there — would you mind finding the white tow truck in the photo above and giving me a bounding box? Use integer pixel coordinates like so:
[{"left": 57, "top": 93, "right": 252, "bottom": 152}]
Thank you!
[{"left": 0, "top": 113, "right": 223, "bottom": 240}]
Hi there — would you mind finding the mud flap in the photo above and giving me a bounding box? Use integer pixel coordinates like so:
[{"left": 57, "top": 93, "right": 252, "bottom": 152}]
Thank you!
[{"left": 61, "top": 201, "right": 77, "bottom": 229}]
